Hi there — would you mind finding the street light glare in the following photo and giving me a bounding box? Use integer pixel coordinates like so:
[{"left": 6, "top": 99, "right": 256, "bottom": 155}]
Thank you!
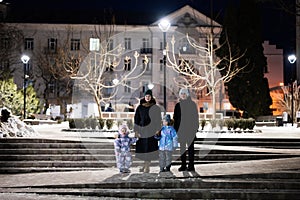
[
  {"left": 21, "top": 55, "right": 30, "bottom": 64},
  {"left": 148, "top": 83, "right": 154, "bottom": 90},
  {"left": 288, "top": 54, "right": 296, "bottom": 64},
  {"left": 112, "top": 78, "right": 119, "bottom": 85},
  {"left": 158, "top": 19, "right": 170, "bottom": 32}
]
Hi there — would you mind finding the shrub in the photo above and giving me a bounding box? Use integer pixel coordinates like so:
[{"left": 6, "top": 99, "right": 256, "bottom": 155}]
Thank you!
[
  {"left": 98, "top": 118, "right": 105, "bottom": 129},
  {"left": 200, "top": 119, "right": 206, "bottom": 130},
  {"left": 68, "top": 119, "right": 75, "bottom": 129},
  {"left": 246, "top": 118, "right": 256, "bottom": 130},
  {"left": 74, "top": 118, "right": 85, "bottom": 129},
  {"left": 106, "top": 119, "right": 114, "bottom": 130},
  {"left": 90, "top": 118, "right": 98, "bottom": 129},
  {"left": 210, "top": 119, "right": 217, "bottom": 128},
  {"left": 225, "top": 119, "right": 234, "bottom": 130},
  {"left": 217, "top": 119, "right": 225, "bottom": 129}
]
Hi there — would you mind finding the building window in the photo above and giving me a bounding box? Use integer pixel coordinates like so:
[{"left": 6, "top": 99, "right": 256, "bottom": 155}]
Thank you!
[
  {"left": 142, "top": 82, "right": 148, "bottom": 94},
  {"left": 124, "top": 57, "right": 131, "bottom": 71},
  {"left": 106, "top": 63, "right": 114, "bottom": 72},
  {"left": 124, "top": 81, "right": 131, "bottom": 93},
  {"left": 0, "top": 38, "right": 9, "bottom": 49},
  {"left": 24, "top": 38, "right": 34, "bottom": 50},
  {"left": 0, "top": 60, "right": 9, "bottom": 71},
  {"left": 48, "top": 38, "right": 57, "bottom": 51},
  {"left": 142, "top": 38, "right": 150, "bottom": 48},
  {"left": 71, "top": 39, "right": 80, "bottom": 51},
  {"left": 90, "top": 38, "right": 100, "bottom": 51},
  {"left": 107, "top": 39, "right": 113, "bottom": 51},
  {"left": 124, "top": 38, "right": 131, "bottom": 50},
  {"left": 160, "top": 59, "right": 164, "bottom": 71}
]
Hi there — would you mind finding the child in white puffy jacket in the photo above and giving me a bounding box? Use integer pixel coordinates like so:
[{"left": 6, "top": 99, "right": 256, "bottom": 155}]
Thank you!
[{"left": 114, "top": 124, "right": 138, "bottom": 173}]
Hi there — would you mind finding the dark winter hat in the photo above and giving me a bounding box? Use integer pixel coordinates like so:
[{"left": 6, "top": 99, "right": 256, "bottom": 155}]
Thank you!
[
  {"left": 144, "top": 89, "right": 153, "bottom": 97},
  {"left": 163, "top": 114, "right": 171, "bottom": 124}
]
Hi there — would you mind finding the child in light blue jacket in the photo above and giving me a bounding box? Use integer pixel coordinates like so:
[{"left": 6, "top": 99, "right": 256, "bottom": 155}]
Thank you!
[{"left": 155, "top": 114, "right": 178, "bottom": 172}]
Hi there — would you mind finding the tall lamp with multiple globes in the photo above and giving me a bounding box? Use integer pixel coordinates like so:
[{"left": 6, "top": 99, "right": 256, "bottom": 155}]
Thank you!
[
  {"left": 288, "top": 54, "right": 297, "bottom": 126},
  {"left": 158, "top": 19, "right": 170, "bottom": 114},
  {"left": 21, "top": 55, "right": 30, "bottom": 119}
]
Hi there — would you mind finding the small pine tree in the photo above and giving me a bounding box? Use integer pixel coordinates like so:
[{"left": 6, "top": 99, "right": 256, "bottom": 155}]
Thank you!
[{"left": 0, "top": 78, "right": 40, "bottom": 116}]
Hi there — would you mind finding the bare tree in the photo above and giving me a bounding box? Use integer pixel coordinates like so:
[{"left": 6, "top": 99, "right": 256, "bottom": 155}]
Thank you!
[
  {"left": 71, "top": 46, "right": 147, "bottom": 117},
  {"left": 33, "top": 24, "right": 147, "bottom": 118},
  {"left": 273, "top": 81, "right": 300, "bottom": 123},
  {"left": 166, "top": 32, "right": 246, "bottom": 119}
]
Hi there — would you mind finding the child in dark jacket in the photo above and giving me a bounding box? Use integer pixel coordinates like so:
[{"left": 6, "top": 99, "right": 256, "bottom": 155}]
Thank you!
[
  {"left": 114, "top": 124, "right": 138, "bottom": 173},
  {"left": 155, "top": 114, "right": 178, "bottom": 172}
]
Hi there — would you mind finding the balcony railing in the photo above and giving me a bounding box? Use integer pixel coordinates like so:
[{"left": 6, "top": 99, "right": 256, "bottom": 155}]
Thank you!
[{"left": 140, "top": 48, "right": 153, "bottom": 54}]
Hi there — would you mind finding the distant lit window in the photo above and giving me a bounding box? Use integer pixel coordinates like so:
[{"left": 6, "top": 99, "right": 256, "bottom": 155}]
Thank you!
[
  {"left": 24, "top": 38, "right": 34, "bottom": 50},
  {"left": 71, "top": 39, "right": 80, "bottom": 51},
  {"left": 90, "top": 38, "right": 99, "bottom": 51}
]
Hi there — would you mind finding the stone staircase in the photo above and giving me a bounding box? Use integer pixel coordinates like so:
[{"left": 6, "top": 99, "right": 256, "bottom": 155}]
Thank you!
[
  {"left": 0, "top": 138, "right": 300, "bottom": 174},
  {"left": 1, "top": 138, "right": 299, "bottom": 173},
  {"left": 1, "top": 137, "right": 300, "bottom": 199}
]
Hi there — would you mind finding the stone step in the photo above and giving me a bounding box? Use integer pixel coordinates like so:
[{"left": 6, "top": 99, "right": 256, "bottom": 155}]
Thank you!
[
  {"left": 0, "top": 142, "right": 110, "bottom": 149},
  {"left": 0, "top": 160, "right": 231, "bottom": 168},
  {"left": 0, "top": 148, "right": 115, "bottom": 154},
  {"left": 195, "top": 141, "right": 300, "bottom": 147},
  {"left": 0, "top": 153, "right": 291, "bottom": 162},
  {"left": 0, "top": 147, "right": 279, "bottom": 155},
  {"left": 1, "top": 177, "right": 300, "bottom": 199}
]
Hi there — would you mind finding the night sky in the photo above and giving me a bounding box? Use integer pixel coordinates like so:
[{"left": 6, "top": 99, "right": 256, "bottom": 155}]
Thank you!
[{"left": 5, "top": 0, "right": 296, "bottom": 54}]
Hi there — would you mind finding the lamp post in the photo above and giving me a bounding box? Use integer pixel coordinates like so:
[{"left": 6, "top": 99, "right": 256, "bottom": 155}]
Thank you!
[
  {"left": 159, "top": 19, "right": 170, "bottom": 114},
  {"left": 112, "top": 78, "right": 119, "bottom": 112},
  {"left": 288, "top": 54, "right": 296, "bottom": 126},
  {"left": 21, "top": 55, "right": 30, "bottom": 119}
]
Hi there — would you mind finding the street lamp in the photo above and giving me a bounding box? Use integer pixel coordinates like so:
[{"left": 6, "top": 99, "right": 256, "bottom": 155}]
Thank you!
[
  {"left": 148, "top": 82, "right": 154, "bottom": 90},
  {"left": 21, "top": 55, "right": 30, "bottom": 119},
  {"left": 288, "top": 54, "right": 297, "bottom": 126},
  {"left": 112, "top": 78, "right": 119, "bottom": 112},
  {"left": 158, "top": 19, "right": 170, "bottom": 114}
]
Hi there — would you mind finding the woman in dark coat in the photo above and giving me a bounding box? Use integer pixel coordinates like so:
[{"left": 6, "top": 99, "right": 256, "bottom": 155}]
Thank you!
[
  {"left": 134, "top": 89, "right": 161, "bottom": 173},
  {"left": 173, "top": 88, "right": 199, "bottom": 171}
]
